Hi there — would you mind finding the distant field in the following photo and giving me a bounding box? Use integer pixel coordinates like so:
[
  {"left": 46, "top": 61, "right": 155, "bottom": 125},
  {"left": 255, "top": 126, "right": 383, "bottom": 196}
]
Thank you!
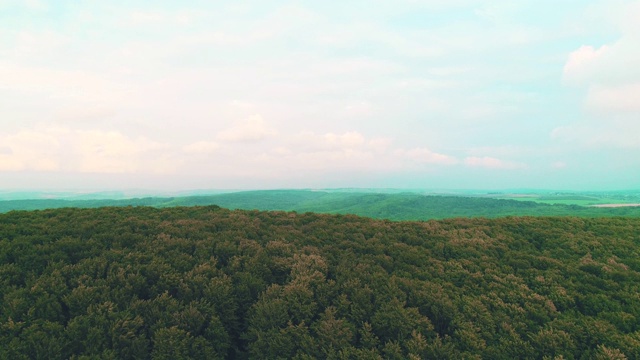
[
  {"left": 491, "top": 194, "right": 637, "bottom": 206},
  {"left": 591, "top": 203, "right": 640, "bottom": 208}
]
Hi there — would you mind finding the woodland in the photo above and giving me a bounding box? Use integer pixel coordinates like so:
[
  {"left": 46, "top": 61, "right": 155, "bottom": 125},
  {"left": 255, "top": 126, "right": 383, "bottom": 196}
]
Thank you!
[
  {"left": 2, "top": 190, "right": 640, "bottom": 220},
  {"left": 1, "top": 205, "right": 639, "bottom": 359}
]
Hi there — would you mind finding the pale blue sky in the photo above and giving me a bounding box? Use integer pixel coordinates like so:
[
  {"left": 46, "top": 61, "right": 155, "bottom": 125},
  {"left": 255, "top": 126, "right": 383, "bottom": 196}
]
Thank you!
[{"left": 0, "top": 0, "right": 638, "bottom": 190}]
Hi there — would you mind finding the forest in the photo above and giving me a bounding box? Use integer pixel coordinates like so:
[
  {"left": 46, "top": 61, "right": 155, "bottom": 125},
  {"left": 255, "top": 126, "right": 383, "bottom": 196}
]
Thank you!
[
  {"left": 1, "top": 205, "right": 639, "bottom": 359},
  {"left": 2, "top": 190, "right": 640, "bottom": 220}
]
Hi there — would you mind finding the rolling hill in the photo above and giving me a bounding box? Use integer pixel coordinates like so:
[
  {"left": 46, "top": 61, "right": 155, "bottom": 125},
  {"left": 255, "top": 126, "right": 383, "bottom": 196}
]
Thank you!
[{"left": 1, "top": 190, "right": 640, "bottom": 220}]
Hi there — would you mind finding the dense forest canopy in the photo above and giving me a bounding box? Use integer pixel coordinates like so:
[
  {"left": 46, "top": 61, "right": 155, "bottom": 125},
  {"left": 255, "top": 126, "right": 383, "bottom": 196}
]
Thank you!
[{"left": 1, "top": 206, "right": 640, "bottom": 359}]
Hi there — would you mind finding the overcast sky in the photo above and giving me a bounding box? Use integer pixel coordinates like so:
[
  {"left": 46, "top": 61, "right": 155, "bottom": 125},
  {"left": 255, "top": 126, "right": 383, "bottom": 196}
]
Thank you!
[{"left": 1, "top": 0, "right": 639, "bottom": 191}]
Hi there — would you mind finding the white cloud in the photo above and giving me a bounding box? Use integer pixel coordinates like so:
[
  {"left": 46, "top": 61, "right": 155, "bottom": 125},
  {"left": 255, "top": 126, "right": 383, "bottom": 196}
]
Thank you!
[
  {"left": 404, "top": 147, "right": 458, "bottom": 165},
  {"left": 24, "top": 0, "right": 47, "bottom": 11},
  {"left": 563, "top": 2, "right": 640, "bottom": 91},
  {"left": 55, "top": 105, "right": 117, "bottom": 122},
  {"left": 0, "top": 0, "right": 50, "bottom": 11},
  {"left": 563, "top": 45, "right": 611, "bottom": 86},
  {"left": 0, "top": 126, "right": 171, "bottom": 174},
  {"left": 464, "top": 156, "right": 526, "bottom": 169},
  {"left": 129, "top": 11, "right": 169, "bottom": 25},
  {"left": 237, "top": 131, "right": 403, "bottom": 174},
  {"left": 467, "top": 145, "right": 531, "bottom": 158},
  {"left": 124, "top": 10, "right": 198, "bottom": 27},
  {"left": 559, "top": 1, "right": 640, "bottom": 150},
  {"left": 217, "top": 114, "right": 277, "bottom": 142},
  {"left": 230, "top": 100, "right": 254, "bottom": 109},
  {"left": 368, "top": 137, "right": 393, "bottom": 153},
  {"left": 552, "top": 161, "right": 567, "bottom": 169},
  {"left": 428, "top": 66, "right": 471, "bottom": 77},
  {"left": 276, "top": 149, "right": 377, "bottom": 171},
  {"left": 0, "top": 156, "right": 22, "bottom": 172},
  {"left": 323, "top": 132, "right": 366, "bottom": 148},
  {"left": 288, "top": 131, "right": 393, "bottom": 154},
  {"left": 9, "top": 30, "right": 69, "bottom": 59},
  {"left": 306, "top": 58, "right": 401, "bottom": 77},
  {"left": 551, "top": 123, "right": 640, "bottom": 149},
  {"left": 183, "top": 141, "right": 220, "bottom": 154},
  {"left": 2, "top": 1, "right": 638, "bottom": 189},
  {"left": 345, "top": 101, "right": 374, "bottom": 117},
  {"left": 74, "top": 130, "right": 166, "bottom": 173},
  {"left": 563, "top": 41, "right": 640, "bottom": 89},
  {"left": 0, "top": 129, "right": 60, "bottom": 171},
  {"left": 586, "top": 83, "right": 640, "bottom": 113},
  {"left": 0, "top": 62, "right": 130, "bottom": 104}
]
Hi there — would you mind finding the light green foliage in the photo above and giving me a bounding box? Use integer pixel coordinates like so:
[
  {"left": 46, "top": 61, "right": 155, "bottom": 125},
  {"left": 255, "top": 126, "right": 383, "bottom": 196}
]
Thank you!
[{"left": 2, "top": 190, "right": 640, "bottom": 219}]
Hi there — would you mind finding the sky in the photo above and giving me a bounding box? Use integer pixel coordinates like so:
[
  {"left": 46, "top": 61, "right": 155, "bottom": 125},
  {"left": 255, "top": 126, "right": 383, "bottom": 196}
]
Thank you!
[{"left": 1, "top": 0, "right": 639, "bottom": 191}]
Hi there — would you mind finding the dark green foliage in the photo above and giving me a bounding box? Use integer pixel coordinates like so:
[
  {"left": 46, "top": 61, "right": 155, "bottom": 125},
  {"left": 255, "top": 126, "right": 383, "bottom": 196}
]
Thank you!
[{"left": 1, "top": 206, "right": 640, "bottom": 358}]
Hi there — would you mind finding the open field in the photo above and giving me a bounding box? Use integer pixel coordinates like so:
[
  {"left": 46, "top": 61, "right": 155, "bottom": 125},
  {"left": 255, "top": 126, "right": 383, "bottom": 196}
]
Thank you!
[
  {"left": 489, "top": 191, "right": 640, "bottom": 206},
  {"left": 590, "top": 203, "right": 640, "bottom": 208}
]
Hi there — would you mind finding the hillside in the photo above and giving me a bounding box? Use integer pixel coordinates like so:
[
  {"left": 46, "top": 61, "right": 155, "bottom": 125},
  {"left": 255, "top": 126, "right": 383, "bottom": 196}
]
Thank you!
[
  {"left": 1, "top": 206, "right": 639, "bottom": 358},
  {"left": 2, "top": 190, "right": 640, "bottom": 220}
]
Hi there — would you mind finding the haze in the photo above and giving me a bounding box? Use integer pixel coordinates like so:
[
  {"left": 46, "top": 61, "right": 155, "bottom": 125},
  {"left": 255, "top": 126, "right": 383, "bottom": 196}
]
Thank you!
[{"left": 1, "top": 0, "right": 639, "bottom": 191}]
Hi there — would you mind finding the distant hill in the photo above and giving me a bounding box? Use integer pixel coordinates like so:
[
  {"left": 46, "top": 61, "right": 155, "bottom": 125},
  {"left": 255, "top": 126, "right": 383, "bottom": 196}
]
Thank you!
[{"left": 1, "top": 190, "right": 640, "bottom": 219}]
